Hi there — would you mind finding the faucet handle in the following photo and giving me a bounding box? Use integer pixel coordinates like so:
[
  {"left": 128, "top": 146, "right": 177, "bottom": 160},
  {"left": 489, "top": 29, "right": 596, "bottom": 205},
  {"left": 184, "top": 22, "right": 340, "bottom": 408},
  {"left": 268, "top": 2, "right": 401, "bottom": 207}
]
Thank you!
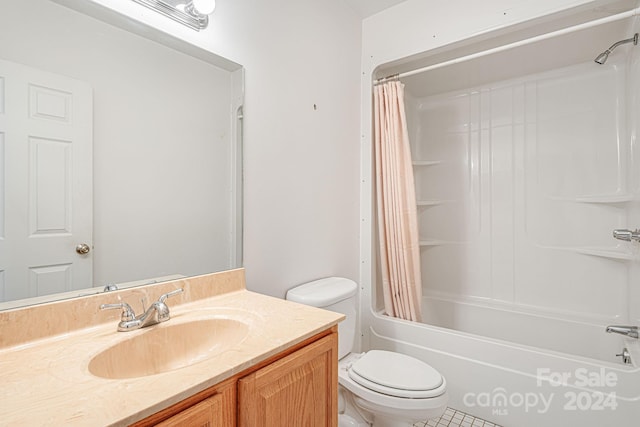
[
  {"left": 100, "top": 302, "right": 136, "bottom": 321},
  {"left": 613, "top": 229, "right": 640, "bottom": 242},
  {"left": 158, "top": 288, "right": 184, "bottom": 304}
]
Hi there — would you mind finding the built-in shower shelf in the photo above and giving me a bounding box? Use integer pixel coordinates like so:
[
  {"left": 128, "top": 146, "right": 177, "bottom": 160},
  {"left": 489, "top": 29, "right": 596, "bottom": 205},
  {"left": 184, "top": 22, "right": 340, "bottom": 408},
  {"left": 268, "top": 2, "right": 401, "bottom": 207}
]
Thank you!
[
  {"left": 572, "top": 247, "right": 635, "bottom": 261},
  {"left": 416, "top": 199, "right": 444, "bottom": 207},
  {"left": 412, "top": 160, "right": 442, "bottom": 167},
  {"left": 555, "top": 194, "right": 638, "bottom": 204},
  {"left": 420, "top": 240, "right": 444, "bottom": 247},
  {"left": 540, "top": 245, "right": 635, "bottom": 260},
  {"left": 419, "top": 239, "right": 463, "bottom": 247}
]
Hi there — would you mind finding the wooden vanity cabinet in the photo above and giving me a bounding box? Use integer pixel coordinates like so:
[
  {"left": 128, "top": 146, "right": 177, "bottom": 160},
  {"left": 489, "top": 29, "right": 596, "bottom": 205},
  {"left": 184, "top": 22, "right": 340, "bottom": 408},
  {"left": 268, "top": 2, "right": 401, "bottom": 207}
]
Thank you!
[
  {"left": 133, "top": 378, "right": 236, "bottom": 427},
  {"left": 156, "top": 381, "right": 235, "bottom": 427},
  {"left": 238, "top": 332, "right": 338, "bottom": 427},
  {"left": 131, "top": 327, "right": 338, "bottom": 427}
]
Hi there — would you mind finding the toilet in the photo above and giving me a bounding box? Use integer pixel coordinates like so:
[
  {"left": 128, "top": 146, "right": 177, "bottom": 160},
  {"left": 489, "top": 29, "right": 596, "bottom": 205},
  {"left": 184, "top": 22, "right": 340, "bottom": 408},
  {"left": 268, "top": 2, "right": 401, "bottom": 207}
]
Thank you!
[{"left": 286, "top": 277, "right": 448, "bottom": 427}]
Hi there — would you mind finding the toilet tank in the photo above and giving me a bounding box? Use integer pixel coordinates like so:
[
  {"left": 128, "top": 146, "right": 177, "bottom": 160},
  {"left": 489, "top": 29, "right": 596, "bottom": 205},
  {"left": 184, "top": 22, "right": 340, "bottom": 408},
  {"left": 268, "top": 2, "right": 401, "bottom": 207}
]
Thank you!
[{"left": 286, "top": 277, "right": 357, "bottom": 359}]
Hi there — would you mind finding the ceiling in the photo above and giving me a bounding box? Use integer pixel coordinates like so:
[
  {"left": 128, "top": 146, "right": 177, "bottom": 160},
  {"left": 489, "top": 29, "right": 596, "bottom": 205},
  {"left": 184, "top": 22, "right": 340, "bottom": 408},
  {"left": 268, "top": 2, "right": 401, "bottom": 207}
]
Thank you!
[{"left": 342, "top": 0, "right": 407, "bottom": 18}]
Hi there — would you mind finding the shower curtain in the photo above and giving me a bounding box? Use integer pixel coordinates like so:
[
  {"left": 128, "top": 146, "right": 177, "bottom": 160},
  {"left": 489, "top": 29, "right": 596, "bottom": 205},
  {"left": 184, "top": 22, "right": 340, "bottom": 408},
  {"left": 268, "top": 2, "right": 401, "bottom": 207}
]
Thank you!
[{"left": 373, "top": 80, "right": 422, "bottom": 322}]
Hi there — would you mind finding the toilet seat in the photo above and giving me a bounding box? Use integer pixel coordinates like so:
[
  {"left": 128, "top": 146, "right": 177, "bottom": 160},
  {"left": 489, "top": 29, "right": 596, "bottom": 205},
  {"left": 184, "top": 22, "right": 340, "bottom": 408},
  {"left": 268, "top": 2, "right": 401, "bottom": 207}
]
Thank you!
[{"left": 348, "top": 350, "right": 444, "bottom": 399}]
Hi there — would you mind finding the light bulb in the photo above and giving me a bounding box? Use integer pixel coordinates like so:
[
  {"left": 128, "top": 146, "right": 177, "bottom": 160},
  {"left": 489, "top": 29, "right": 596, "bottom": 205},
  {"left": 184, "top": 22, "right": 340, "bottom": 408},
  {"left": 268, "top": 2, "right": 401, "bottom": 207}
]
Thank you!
[{"left": 192, "top": 0, "right": 215, "bottom": 15}]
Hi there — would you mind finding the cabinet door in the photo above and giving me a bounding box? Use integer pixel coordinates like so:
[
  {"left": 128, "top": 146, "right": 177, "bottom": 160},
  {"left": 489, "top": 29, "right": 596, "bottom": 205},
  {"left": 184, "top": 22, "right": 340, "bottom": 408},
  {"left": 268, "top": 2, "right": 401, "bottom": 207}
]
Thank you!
[
  {"left": 155, "top": 384, "right": 235, "bottom": 427},
  {"left": 238, "top": 332, "right": 338, "bottom": 427}
]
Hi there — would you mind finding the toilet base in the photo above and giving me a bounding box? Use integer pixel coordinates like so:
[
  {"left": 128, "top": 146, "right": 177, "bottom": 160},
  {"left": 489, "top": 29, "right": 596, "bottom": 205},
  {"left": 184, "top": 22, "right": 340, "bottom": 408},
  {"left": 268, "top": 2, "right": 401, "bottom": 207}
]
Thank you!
[
  {"left": 339, "top": 387, "right": 373, "bottom": 426},
  {"left": 339, "top": 384, "right": 446, "bottom": 427},
  {"left": 353, "top": 395, "right": 445, "bottom": 427},
  {"left": 338, "top": 414, "right": 369, "bottom": 427},
  {"left": 369, "top": 415, "right": 417, "bottom": 427}
]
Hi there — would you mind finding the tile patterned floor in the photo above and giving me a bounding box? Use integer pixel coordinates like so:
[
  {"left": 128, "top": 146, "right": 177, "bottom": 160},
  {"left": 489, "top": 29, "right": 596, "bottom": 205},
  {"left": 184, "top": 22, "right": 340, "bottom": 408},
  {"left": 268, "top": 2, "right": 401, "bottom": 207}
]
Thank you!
[{"left": 414, "top": 407, "right": 504, "bottom": 427}]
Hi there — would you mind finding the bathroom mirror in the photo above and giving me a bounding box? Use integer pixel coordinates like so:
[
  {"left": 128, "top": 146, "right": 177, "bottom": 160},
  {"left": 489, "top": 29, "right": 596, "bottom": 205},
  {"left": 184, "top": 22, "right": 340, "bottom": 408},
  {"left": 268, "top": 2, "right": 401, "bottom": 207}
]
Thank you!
[{"left": 0, "top": 0, "right": 243, "bottom": 309}]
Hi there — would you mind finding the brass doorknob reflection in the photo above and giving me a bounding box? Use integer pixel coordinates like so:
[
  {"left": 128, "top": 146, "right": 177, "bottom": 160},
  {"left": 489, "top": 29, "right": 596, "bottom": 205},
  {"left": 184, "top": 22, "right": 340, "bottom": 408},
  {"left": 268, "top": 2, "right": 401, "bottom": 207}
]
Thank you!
[{"left": 75, "top": 243, "right": 91, "bottom": 255}]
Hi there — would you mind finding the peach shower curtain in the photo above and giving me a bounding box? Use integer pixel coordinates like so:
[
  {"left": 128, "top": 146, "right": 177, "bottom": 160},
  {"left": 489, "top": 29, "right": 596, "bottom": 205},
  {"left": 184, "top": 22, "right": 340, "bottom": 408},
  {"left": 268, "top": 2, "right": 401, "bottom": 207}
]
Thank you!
[{"left": 373, "top": 81, "right": 422, "bottom": 322}]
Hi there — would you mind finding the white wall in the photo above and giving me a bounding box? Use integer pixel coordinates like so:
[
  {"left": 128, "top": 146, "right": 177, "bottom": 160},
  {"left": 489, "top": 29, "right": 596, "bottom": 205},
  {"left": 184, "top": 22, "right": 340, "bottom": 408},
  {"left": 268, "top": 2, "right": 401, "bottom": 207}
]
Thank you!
[
  {"left": 72, "top": 0, "right": 363, "bottom": 297},
  {"left": 213, "top": 0, "right": 363, "bottom": 297},
  {"left": 362, "top": 0, "right": 637, "bottom": 67},
  {"left": 229, "top": 2, "right": 362, "bottom": 297}
]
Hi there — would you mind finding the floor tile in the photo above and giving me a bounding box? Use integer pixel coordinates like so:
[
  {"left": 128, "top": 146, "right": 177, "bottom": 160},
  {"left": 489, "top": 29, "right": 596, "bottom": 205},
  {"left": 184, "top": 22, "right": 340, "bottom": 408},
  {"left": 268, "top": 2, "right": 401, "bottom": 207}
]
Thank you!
[{"left": 413, "top": 408, "right": 503, "bottom": 427}]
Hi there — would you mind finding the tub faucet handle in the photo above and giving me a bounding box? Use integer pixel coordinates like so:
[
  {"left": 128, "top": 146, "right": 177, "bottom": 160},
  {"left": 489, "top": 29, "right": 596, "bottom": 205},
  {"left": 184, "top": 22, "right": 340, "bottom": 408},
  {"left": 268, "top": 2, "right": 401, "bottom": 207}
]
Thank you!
[
  {"left": 616, "top": 348, "right": 632, "bottom": 364},
  {"left": 613, "top": 229, "right": 640, "bottom": 242}
]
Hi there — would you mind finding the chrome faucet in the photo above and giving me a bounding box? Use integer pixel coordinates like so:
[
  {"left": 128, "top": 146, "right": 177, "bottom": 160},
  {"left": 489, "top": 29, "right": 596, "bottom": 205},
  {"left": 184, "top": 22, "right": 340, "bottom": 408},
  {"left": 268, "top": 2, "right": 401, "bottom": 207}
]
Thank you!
[
  {"left": 100, "top": 288, "right": 184, "bottom": 332},
  {"left": 605, "top": 325, "right": 638, "bottom": 339}
]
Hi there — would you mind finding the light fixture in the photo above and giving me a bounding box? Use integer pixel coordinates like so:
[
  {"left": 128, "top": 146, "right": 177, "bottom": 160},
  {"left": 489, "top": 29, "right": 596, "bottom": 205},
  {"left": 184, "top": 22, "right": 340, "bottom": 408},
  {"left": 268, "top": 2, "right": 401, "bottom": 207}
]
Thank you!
[
  {"left": 131, "top": 0, "right": 216, "bottom": 31},
  {"left": 191, "top": 0, "right": 216, "bottom": 15}
]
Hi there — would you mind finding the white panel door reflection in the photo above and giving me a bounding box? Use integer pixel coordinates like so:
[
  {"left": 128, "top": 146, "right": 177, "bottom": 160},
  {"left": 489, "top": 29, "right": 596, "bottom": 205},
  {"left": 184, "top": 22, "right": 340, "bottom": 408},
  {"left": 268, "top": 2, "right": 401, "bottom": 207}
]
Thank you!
[{"left": 0, "top": 59, "right": 92, "bottom": 302}]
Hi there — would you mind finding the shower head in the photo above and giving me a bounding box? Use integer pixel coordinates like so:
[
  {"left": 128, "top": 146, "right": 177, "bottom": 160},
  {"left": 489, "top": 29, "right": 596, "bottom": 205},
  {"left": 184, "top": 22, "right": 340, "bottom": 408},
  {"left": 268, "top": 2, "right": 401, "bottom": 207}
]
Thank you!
[
  {"left": 594, "top": 50, "right": 610, "bottom": 64},
  {"left": 594, "top": 33, "right": 638, "bottom": 64}
]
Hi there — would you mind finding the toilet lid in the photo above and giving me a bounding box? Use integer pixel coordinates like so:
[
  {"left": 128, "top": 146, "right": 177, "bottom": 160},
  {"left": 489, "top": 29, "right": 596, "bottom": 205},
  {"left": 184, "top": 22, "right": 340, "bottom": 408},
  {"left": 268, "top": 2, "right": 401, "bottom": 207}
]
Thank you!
[{"left": 348, "top": 350, "right": 444, "bottom": 399}]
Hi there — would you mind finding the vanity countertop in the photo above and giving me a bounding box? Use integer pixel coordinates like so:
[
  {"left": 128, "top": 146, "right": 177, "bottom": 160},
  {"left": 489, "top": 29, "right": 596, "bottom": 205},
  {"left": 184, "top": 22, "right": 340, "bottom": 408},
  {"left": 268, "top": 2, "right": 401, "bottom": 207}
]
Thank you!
[{"left": 0, "top": 270, "right": 343, "bottom": 426}]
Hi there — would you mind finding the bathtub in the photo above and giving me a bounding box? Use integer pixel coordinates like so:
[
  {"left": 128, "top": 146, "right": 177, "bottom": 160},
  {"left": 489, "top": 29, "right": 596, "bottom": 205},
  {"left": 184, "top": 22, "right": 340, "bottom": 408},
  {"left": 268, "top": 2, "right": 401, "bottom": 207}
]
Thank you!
[
  {"left": 366, "top": 309, "right": 639, "bottom": 427},
  {"left": 420, "top": 293, "right": 623, "bottom": 364},
  {"left": 361, "top": 7, "right": 640, "bottom": 427}
]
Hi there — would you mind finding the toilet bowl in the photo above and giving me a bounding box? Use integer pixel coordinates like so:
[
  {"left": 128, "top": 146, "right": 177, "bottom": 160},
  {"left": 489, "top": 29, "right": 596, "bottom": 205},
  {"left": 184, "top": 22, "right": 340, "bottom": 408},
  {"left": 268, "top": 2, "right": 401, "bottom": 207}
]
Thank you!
[{"left": 286, "top": 277, "right": 448, "bottom": 427}]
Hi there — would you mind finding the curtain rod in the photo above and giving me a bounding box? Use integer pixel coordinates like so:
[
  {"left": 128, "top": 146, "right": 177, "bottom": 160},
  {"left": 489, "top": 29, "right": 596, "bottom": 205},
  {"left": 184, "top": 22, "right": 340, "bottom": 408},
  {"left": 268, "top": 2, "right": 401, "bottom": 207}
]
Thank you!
[
  {"left": 375, "top": 8, "right": 638, "bottom": 85},
  {"left": 373, "top": 74, "right": 400, "bottom": 86}
]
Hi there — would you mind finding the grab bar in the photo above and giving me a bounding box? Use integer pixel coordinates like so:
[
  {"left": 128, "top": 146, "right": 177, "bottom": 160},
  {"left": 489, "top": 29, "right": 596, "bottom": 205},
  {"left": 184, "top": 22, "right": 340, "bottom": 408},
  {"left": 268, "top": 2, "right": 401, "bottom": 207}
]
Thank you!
[{"left": 612, "top": 229, "right": 640, "bottom": 242}]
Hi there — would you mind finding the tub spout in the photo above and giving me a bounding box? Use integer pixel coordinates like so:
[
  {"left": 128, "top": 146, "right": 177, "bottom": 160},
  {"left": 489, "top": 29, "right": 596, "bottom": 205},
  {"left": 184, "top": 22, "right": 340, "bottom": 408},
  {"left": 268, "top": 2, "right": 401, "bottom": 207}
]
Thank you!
[{"left": 605, "top": 325, "right": 638, "bottom": 339}]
